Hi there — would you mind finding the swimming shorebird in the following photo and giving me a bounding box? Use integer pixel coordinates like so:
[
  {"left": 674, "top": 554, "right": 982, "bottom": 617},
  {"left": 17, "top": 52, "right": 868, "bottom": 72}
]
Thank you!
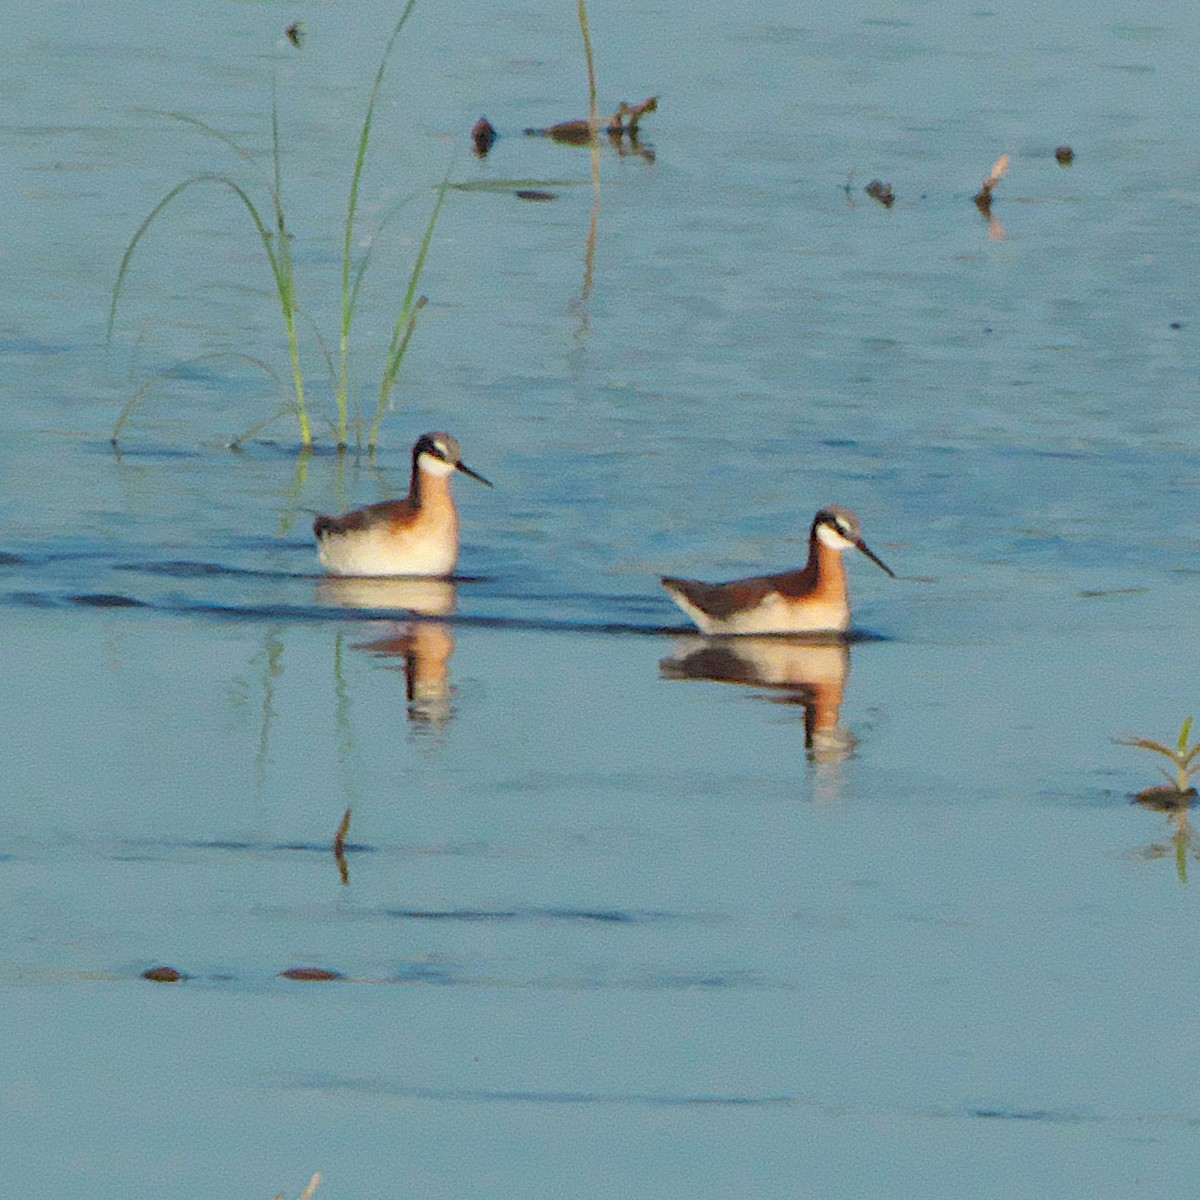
[
  {"left": 661, "top": 506, "right": 895, "bottom": 635},
  {"left": 313, "top": 433, "right": 491, "bottom": 577}
]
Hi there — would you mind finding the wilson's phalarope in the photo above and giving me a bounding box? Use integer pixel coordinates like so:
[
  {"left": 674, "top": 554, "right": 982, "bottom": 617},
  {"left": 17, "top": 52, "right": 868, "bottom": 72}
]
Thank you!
[
  {"left": 313, "top": 433, "right": 492, "bottom": 577},
  {"left": 661, "top": 506, "right": 895, "bottom": 635}
]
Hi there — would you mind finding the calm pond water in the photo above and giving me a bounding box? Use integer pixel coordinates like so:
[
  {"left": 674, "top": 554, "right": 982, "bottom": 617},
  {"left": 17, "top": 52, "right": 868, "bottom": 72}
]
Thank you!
[{"left": 4, "top": 0, "right": 1200, "bottom": 1196}]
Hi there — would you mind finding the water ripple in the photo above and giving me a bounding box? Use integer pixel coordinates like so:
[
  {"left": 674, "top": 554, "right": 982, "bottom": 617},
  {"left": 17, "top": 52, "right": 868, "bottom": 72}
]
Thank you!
[{"left": 287, "top": 1073, "right": 798, "bottom": 1108}]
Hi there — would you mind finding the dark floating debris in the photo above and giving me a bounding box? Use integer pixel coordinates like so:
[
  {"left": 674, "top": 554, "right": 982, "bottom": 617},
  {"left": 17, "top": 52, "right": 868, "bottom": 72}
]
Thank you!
[
  {"left": 280, "top": 967, "right": 345, "bottom": 982},
  {"left": 1169, "top": 321, "right": 1183, "bottom": 330},
  {"left": 864, "top": 180, "right": 895, "bottom": 208},
  {"left": 525, "top": 95, "right": 658, "bottom": 146},
  {"left": 472, "top": 116, "right": 497, "bottom": 158},
  {"left": 1134, "top": 784, "right": 1198, "bottom": 812},
  {"left": 285, "top": 21, "right": 306, "bottom": 49},
  {"left": 529, "top": 118, "right": 591, "bottom": 145},
  {"left": 515, "top": 189, "right": 558, "bottom": 202},
  {"left": 1054, "top": 144, "right": 1074, "bottom": 166},
  {"left": 143, "top": 966, "right": 184, "bottom": 983},
  {"left": 973, "top": 153, "right": 1010, "bottom": 218}
]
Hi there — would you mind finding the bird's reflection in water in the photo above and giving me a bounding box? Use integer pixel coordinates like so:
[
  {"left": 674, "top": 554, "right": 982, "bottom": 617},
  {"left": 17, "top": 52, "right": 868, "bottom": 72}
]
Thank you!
[
  {"left": 661, "top": 635, "right": 855, "bottom": 773},
  {"left": 317, "top": 577, "right": 458, "bottom": 731}
]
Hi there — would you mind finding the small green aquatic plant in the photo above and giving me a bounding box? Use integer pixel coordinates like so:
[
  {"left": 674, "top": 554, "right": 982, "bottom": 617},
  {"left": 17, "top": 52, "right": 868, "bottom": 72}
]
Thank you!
[
  {"left": 1118, "top": 716, "right": 1200, "bottom": 797},
  {"left": 109, "top": 0, "right": 443, "bottom": 452}
]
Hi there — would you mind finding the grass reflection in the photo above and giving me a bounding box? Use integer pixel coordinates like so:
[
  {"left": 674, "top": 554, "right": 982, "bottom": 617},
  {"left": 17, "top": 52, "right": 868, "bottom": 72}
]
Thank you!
[
  {"left": 1133, "top": 789, "right": 1200, "bottom": 885},
  {"left": 252, "top": 626, "right": 285, "bottom": 795}
]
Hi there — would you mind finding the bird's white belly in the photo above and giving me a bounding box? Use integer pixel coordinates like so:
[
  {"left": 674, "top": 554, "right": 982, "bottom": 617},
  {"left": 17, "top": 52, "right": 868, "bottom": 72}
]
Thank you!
[
  {"left": 317, "top": 525, "right": 458, "bottom": 577},
  {"left": 673, "top": 591, "right": 850, "bottom": 636}
]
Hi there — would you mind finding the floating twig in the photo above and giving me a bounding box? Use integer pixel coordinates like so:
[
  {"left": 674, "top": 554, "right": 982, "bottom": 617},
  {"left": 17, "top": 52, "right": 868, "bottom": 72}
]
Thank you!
[
  {"left": 273, "top": 1172, "right": 322, "bottom": 1200},
  {"left": 525, "top": 95, "right": 658, "bottom": 145},
  {"left": 333, "top": 807, "right": 351, "bottom": 885},
  {"left": 619, "top": 95, "right": 658, "bottom": 135},
  {"left": 973, "top": 153, "right": 1010, "bottom": 217}
]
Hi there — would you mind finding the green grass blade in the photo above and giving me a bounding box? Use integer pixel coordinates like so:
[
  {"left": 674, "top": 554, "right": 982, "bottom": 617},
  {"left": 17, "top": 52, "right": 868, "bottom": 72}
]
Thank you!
[
  {"left": 108, "top": 172, "right": 313, "bottom": 444},
  {"left": 343, "top": 193, "right": 419, "bottom": 330},
  {"left": 368, "top": 296, "right": 427, "bottom": 449},
  {"left": 159, "top": 110, "right": 272, "bottom": 192},
  {"left": 298, "top": 308, "right": 338, "bottom": 393},
  {"left": 394, "top": 161, "right": 454, "bottom": 347},
  {"left": 268, "top": 87, "right": 310, "bottom": 445},
  {"left": 448, "top": 178, "right": 582, "bottom": 193},
  {"left": 109, "top": 175, "right": 282, "bottom": 331},
  {"left": 1180, "top": 717, "right": 1194, "bottom": 755},
  {"left": 337, "top": 0, "right": 422, "bottom": 445},
  {"left": 347, "top": 250, "right": 374, "bottom": 329},
  {"left": 111, "top": 351, "right": 283, "bottom": 444},
  {"left": 368, "top": 157, "right": 454, "bottom": 448},
  {"left": 108, "top": 178, "right": 216, "bottom": 344},
  {"left": 230, "top": 402, "right": 301, "bottom": 449}
]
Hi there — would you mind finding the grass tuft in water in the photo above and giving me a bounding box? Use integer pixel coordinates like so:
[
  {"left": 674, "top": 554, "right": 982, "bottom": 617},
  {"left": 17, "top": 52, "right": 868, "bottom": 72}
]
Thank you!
[
  {"left": 1117, "top": 716, "right": 1200, "bottom": 798},
  {"left": 109, "top": 1, "right": 442, "bottom": 453}
]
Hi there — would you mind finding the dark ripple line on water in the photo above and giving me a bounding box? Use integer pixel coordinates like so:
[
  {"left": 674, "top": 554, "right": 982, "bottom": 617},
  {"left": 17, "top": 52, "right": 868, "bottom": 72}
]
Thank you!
[
  {"left": 127, "top": 962, "right": 784, "bottom": 992},
  {"left": 0, "top": 336, "right": 74, "bottom": 356},
  {"left": 286, "top": 1073, "right": 798, "bottom": 1108},
  {"left": 131, "top": 599, "right": 891, "bottom": 641},
  {"left": 68, "top": 593, "right": 151, "bottom": 608},
  {"left": 0, "top": 586, "right": 892, "bottom": 640},
  {"left": 99, "top": 438, "right": 362, "bottom": 462},
  {"left": 966, "top": 1106, "right": 1103, "bottom": 1124},
  {"left": 111, "top": 837, "right": 374, "bottom": 859},
  {"left": 109, "top": 836, "right": 528, "bottom": 863},
  {"left": 383, "top": 907, "right": 675, "bottom": 925},
  {"left": 113, "top": 559, "right": 499, "bottom": 584}
]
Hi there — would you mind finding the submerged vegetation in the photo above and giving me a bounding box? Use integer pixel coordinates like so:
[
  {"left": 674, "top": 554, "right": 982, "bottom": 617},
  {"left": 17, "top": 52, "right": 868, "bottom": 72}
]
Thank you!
[{"left": 108, "top": 0, "right": 442, "bottom": 452}]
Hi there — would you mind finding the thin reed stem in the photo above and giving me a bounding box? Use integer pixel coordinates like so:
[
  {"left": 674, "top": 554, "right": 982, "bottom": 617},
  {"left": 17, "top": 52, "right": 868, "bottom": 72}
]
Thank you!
[
  {"left": 577, "top": 0, "right": 600, "bottom": 137},
  {"left": 271, "top": 90, "right": 311, "bottom": 445},
  {"left": 338, "top": 0, "right": 422, "bottom": 447},
  {"left": 369, "top": 157, "right": 454, "bottom": 449}
]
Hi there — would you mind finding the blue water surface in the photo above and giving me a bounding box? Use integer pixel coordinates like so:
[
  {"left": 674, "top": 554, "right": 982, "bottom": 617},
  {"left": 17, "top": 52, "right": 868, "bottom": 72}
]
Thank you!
[{"left": 3, "top": 1, "right": 1200, "bottom": 1197}]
